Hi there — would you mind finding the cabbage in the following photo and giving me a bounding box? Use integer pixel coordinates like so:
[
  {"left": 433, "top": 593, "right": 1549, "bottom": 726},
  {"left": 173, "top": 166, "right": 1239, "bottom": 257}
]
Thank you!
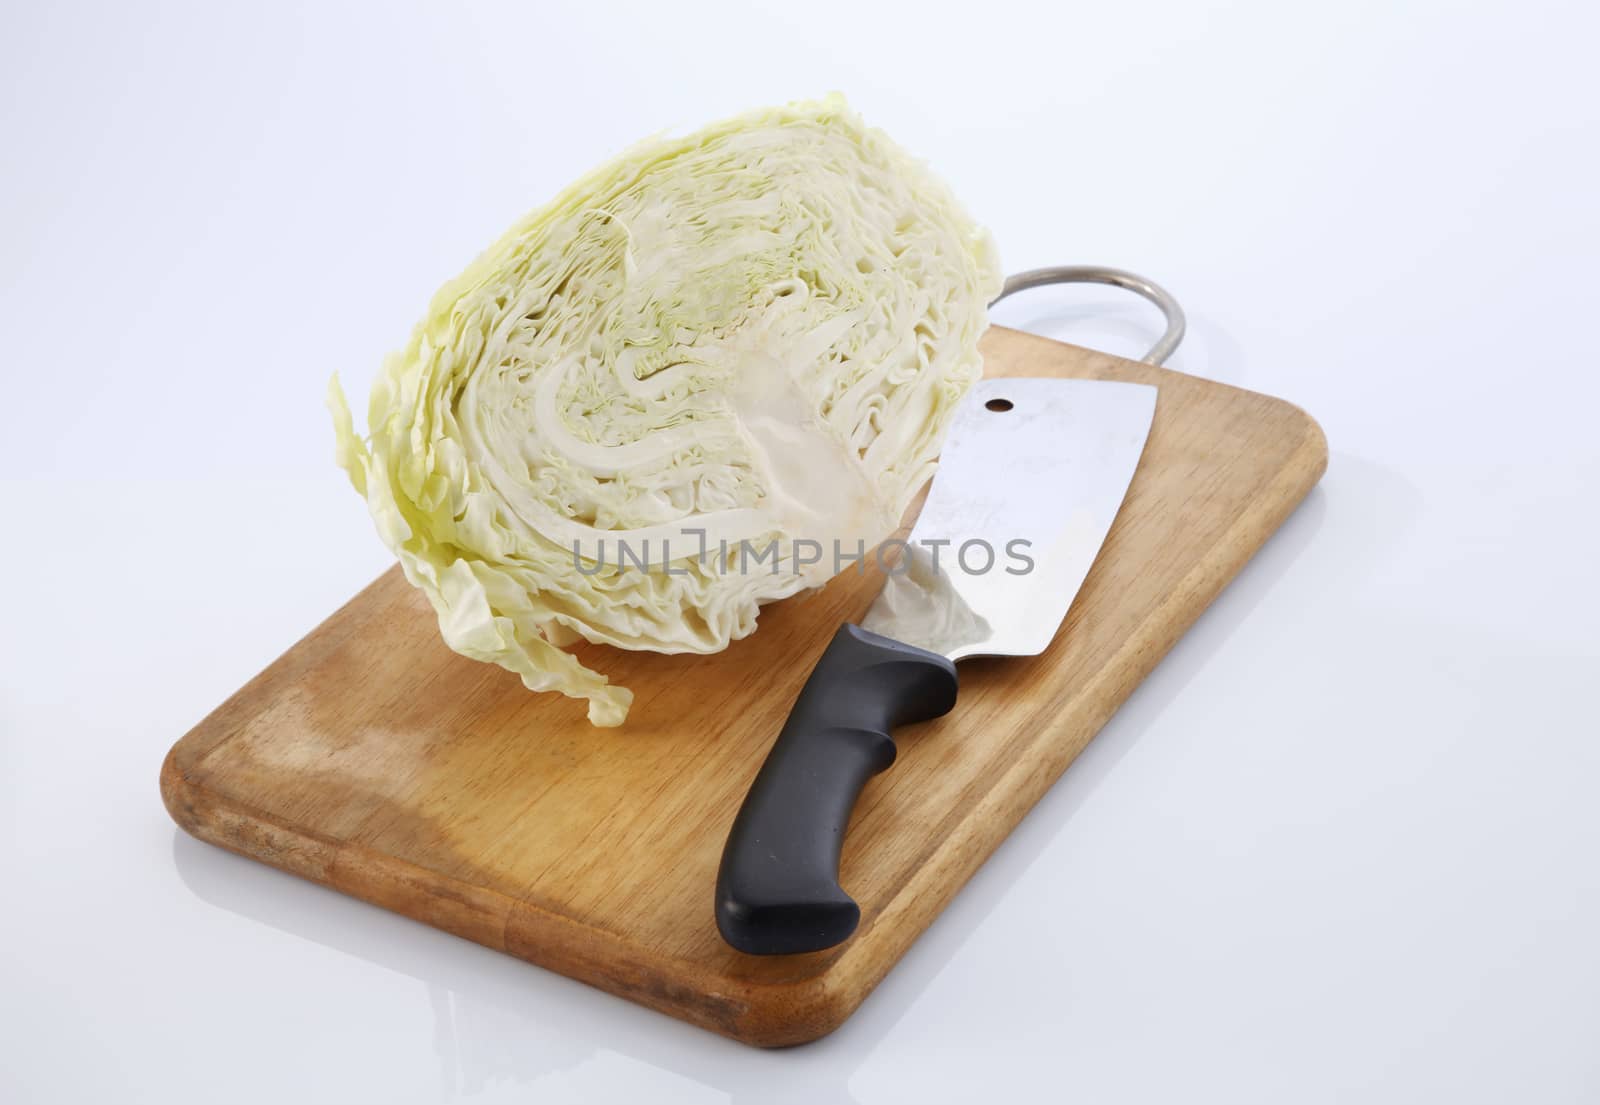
[{"left": 330, "top": 96, "right": 1001, "bottom": 725}]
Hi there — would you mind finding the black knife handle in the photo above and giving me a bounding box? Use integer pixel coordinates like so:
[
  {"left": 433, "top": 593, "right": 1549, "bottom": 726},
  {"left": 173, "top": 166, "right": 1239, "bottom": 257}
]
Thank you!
[{"left": 715, "top": 624, "right": 959, "bottom": 955}]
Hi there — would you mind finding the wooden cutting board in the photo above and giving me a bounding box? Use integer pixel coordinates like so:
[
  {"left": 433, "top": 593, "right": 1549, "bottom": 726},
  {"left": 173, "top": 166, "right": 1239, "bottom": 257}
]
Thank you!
[{"left": 161, "top": 326, "right": 1326, "bottom": 1047}]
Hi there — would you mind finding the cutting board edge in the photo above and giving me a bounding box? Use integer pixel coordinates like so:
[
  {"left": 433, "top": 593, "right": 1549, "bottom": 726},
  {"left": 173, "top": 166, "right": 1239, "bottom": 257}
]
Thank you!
[
  {"left": 161, "top": 744, "right": 834, "bottom": 1044},
  {"left": 159, "top": 387, "right": 1327, "bottom": 1048}
]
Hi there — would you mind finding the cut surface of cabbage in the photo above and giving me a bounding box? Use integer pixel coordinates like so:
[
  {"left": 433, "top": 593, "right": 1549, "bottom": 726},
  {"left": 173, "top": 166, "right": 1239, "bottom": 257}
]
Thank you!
[{"left": 330, "top": 96, "right": 1001, "bottom": 725}]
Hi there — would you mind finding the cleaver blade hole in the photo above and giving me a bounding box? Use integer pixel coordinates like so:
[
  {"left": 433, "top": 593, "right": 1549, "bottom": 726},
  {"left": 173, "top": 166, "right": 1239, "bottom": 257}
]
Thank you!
[{"left": 985, "top": 397, "right": 1014, "bottom": 412}]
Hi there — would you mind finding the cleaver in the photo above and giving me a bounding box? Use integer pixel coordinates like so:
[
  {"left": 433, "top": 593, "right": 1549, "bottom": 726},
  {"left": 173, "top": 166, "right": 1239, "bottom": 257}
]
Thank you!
[{"left": 715, "top": 376, "right": 1158, "bottom": 955}]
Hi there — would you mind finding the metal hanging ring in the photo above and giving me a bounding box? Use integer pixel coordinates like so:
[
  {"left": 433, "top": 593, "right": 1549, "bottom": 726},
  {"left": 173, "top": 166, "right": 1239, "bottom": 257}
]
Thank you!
[{"left": 990, "top": 265, "right": 1186, "bottom": 366}]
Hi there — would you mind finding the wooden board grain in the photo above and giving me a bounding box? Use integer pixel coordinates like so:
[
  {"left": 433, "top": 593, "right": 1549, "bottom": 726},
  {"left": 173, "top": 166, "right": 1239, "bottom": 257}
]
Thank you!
[{"left": 161, "top": 327, "right": 1327, "bottom": 1046}]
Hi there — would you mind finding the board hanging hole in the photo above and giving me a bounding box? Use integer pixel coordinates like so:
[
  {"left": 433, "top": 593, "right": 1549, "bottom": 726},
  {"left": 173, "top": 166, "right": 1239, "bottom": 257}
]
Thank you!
[{"left": 985, "top": 397, "right": 1014, "bottom": 412}]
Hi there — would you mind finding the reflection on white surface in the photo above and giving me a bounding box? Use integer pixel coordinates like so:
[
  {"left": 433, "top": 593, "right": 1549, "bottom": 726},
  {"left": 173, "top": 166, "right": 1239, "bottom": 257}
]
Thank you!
[{"left": 167, "top": 831, "right": 894, "bottom": 1104}]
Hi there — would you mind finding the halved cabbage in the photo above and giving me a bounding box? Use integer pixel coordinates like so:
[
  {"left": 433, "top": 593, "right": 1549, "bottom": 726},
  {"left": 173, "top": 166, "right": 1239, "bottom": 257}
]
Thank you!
[{"left": 331, "top": 96, "right": 1001, "bottom": 725}]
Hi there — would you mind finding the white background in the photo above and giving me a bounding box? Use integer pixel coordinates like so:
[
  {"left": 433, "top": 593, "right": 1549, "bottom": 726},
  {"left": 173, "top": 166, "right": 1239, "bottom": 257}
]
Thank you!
[{"left": 3, "top": 1, "right": 1597, "bottom": 1101}]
